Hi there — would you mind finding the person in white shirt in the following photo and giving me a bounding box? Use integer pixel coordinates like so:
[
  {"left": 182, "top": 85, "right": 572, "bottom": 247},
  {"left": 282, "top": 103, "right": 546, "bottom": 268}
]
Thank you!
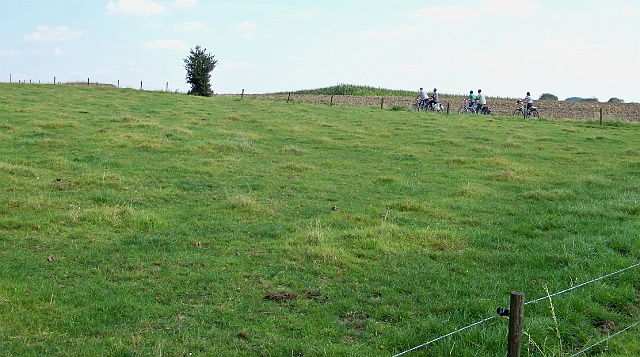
[
  {"left": 477, "top": 89, "right": 487, "bottom": 113},
  {"left": 523, "top": 92, "right": 534, "bottom": 112},
  {"left": 417, "top": 87, "right": 429, "bottom": 109}
]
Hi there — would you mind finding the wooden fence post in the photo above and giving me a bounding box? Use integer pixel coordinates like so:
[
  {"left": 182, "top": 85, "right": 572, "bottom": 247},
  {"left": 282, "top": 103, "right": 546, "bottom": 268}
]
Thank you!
[
  {"left": 599, "top": 107, "right": 603, "bottom": 125},
  {"left": 241, "top": 89, "right": 245, "bottom": 99},
  {"left": 446, "top": 102, "right": 450, "bottom": 115},
  {"left": 381, "top": 97, "right": 384, "bottom": 110},
  {"left": 508, "top": 291, "right": 525, "bottom": 357},
  {"left": 330, "top": 95, "right": 334, "bottom": 107},
  {"left": 287, "top": 92, "right": 291, "bottom": 103}
]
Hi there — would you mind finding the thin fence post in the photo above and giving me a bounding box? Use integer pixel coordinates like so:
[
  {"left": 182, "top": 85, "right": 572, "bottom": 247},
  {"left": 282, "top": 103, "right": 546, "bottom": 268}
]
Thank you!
[
  {"left": 287, "top": 92, "right": 291, "bottom": 103},
  {"left": 380, "top": 97, "right": 384, "bottom": 110},
  {"left": 241, "top": 89, "right": 245, "bottom": 99},
  {"left": 508, "top": 291, "right": 525, "bottom": 357},
  {"left": 446, "top": 102, "right": 450, "bottom": 115},
  {"left": 330, "top": 95, "right": 334, "bottom": 107},
  {"left": 599, "top": 107, "right": 603, "bottom": 125}
]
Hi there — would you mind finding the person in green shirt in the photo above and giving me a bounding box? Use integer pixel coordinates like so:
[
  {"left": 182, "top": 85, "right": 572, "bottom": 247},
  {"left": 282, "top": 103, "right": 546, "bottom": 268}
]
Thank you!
[{"left": 468, "top": 90, "right": 477, "bottom": 111}]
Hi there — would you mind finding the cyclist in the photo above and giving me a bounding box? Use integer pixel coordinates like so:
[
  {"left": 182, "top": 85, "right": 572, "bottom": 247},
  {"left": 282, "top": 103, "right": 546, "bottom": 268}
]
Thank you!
[
  {"left": 417, "top": 87, "right": 429, "bottom": 109},
  {"left": 523, "top": 92, "right": 534, "bottom": 114},
  {"left": 477, "top": 89, "right": 487, "bottom": 113},
  {"left": 427, "top": 88, "right": 440, "bottom": 110},
  {"left": 468, "top": 90, "right": 477, "bottom": 111}
]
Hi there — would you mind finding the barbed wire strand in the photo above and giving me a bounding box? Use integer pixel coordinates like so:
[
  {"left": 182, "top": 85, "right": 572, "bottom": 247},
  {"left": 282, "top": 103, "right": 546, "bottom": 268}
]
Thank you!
[
  {"left": 391, "top": 314, "right": 500, "bottom": 357},
  {"left": 525, "top": 262, "right": 640, "bottom": 307},
  {"left": 392, "top": 261, "right": 639, "bottom": 357},
  {"left": 570, "top": 319, "right": 640, "bottom": 357}
]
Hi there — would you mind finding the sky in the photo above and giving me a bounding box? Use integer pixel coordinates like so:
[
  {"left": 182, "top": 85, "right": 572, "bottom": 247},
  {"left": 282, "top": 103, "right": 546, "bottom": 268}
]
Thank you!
[{"left": 1, "top": 0, "right": 639, "bottom": 102}]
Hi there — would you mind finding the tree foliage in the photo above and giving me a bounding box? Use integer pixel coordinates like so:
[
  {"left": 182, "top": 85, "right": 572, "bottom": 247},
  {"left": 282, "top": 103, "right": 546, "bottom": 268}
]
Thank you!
[
  {"left": 539, "top": 93, "right": 558, "bottom": 101},
  {"left": 608, "top": 97, "right": 624, "bottom": 103},
  {"left": 184, "top": 45, "right": 218, "bottom": 96}
]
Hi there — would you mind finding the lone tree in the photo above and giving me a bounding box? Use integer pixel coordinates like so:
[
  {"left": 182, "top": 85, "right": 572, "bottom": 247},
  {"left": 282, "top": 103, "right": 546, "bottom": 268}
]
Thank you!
[{"left": 184, "top": 45, "right": 218, "bottom": 96}]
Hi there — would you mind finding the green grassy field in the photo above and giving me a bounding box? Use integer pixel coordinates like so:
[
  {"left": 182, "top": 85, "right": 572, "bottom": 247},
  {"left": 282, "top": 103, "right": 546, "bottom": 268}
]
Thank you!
[{"left": 1, "top": 83, "right": 639, "bottom": 356}]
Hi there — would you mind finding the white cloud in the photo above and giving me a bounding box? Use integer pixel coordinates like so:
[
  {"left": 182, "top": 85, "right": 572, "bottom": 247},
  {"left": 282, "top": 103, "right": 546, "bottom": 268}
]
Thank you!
[
  {"left": 24, "top": 26, "right": 85, "bottom": 42},
  {"left": 620, "top": 5, "right": 640, "bottom": 17},
  {"left": 172, "top": 0, "right": 197, "bottom": 8},
  {"left": 300, "top": 11, "right": 316, "bottom": 19},
  {"left": 141, "top": 39, "right": 189, "bottom": 50},
  {"left": 106, "top": 0, "right": 167, "bottom": 16},
  {"left": 235, "top": 21, "right": 257, "bottom": 32},
  {"left": 53, "top": 48, "right": 63, "bottom": 56},
  {"left": 416, "top": 0, "right": 540, "bottom": 21},
  {"left": 484, "top": 0, "right": 541, "bottom": 16},
  {"left": 172, "top": 21, "right": 206, "bottom": 31},
  {"left": 0, "top": 50, "right": 21, "bottom": 58},
  {"left": 384, "top": 64, "right": 423, "bottom": 72},
  {"left": 416, "top": 6, "right": 478, "bottom": 21},
  {"left": 223, "top": 61, "right": 255, "bottom": 70},
  {"left": 344, "top": 26, "right": 418, "bottom": 40}
]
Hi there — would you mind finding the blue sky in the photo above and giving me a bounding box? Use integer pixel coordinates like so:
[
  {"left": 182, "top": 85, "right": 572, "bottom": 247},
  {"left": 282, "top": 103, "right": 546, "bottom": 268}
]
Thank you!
[{"left": 1, "top": 0, "right": 639, "bottom": 102}]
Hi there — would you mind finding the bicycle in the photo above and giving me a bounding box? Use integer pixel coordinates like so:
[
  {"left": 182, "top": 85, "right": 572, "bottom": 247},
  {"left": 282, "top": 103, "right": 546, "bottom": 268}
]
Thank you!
[
  {"left": 513, "top": 99, "right": 539, "bottom": 118},
  {"left": 457, "top": 100, "right": 476, "bottom": 114},
  {"left": 413, "top": 98, "right": 444, "bottom": 112},
  {"left": 426, "top": 101, "right": 445, "bottom": 112},
  {"left": 412, "top": 98, "right": 428, "bottom": 111}
]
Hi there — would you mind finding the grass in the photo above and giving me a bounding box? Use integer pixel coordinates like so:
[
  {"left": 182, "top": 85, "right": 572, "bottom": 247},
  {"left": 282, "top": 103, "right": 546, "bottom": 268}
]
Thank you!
[
  {"left": 0, "top": 83, "right": 639, "bottom": 356},
  {"left": 283, "top": 83, "right": 417, "bottom": 97}
]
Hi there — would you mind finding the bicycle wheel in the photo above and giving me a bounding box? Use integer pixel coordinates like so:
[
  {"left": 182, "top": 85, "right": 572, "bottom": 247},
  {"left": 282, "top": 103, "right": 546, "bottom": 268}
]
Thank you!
[
  {"left": 513, "top": 109, "right": 523, "bottom": 116},
  {"left": 531, "top": 109, "right": 540, "bottom": 118},
  {"left": 457, "top": 106, "right": 466, "bottom": 114}
]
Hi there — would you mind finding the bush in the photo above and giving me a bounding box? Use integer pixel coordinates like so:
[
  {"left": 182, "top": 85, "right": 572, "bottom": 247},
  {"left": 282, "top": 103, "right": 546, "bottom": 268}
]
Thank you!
[{"left": 539, "top": 93, "right": 558, "bottom": 101}]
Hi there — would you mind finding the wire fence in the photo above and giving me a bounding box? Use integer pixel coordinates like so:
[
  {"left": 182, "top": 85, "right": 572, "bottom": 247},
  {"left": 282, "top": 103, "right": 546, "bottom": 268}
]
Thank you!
[
  {"left": 4, "top": 75, "right": 640, "bottom": 122},
  {"left": 392, "top": 262, "right": 640, "bottom": 357}
]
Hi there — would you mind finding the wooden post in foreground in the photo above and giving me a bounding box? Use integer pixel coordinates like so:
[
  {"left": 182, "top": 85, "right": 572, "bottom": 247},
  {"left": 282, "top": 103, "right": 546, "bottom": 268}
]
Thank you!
[
  {"left": 446, "top": 102, "right": 450, "bottom": 115},
  {"left": 508, "top": 291, "right": 525, "bottom": 357},
  {"left": 330, "top": 95, "right": 334, "bottom": 107},
  {"left": 287, "top": 92, "right": 291, "bottom": 103},
  {"left": 380, "top": 97, "right": 384, "bottom": 110}
]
